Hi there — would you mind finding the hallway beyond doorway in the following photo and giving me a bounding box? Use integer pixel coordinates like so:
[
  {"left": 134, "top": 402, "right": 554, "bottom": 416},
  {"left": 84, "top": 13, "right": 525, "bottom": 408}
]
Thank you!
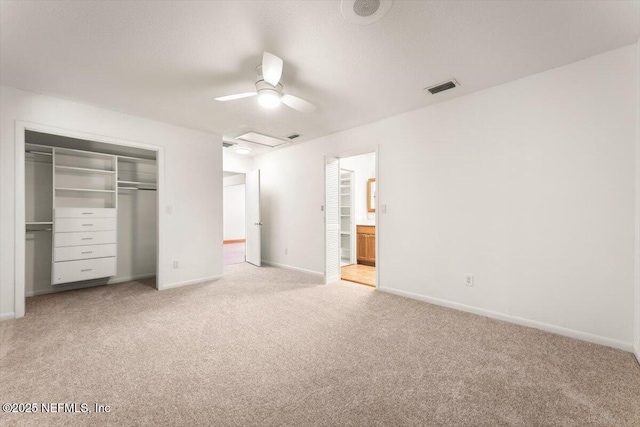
[{"left": 224, "top": 241, "right": 245, "bottom": 265}]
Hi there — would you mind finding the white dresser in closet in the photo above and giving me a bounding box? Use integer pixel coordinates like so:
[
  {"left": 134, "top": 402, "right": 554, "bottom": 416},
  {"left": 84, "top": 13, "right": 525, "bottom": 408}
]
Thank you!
[{"left": 52, "top": 148, "right": 118, "bottom": 284}]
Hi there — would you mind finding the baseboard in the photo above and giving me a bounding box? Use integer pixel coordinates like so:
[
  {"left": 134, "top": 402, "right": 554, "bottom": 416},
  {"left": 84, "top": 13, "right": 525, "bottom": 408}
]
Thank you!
[
  {"left": 108, "top": 273, "right": 156, "bottom": 285},
  {"left": 635, "top": 344, "right": 640, "bottom": 365},
  {"left": 261, "top": 260, "right": 323, "bottom": 277},
  {"left": 379, "top": 286, "right": 633, "bottom": 353},
  {"left": 0, "top": 312, "right": 16, "bottom": 322},
  {"left": 159, "top": 274, "right": 223, "bottom": 290}
]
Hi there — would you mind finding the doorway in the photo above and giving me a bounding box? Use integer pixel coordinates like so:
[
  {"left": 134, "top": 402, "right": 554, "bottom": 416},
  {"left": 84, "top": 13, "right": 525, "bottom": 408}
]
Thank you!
[
  {"left": 15, "top": 123, "right": 163, "bottom": 318},
  {"left": 325, "top": 152, "right": 377, "bottom": 287},
  {"left": 223, "top": 169, "right": 262, "bottom": 267},
  {"left": 223, "top": 171, "right": 246, "bottom": 265}
]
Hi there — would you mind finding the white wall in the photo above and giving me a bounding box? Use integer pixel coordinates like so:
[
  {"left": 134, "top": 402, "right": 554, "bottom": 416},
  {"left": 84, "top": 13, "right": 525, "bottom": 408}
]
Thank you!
[
  {"left": 223, "top": 184, "right": 245, "bottom": 241},
  {"left": 255, "top": 45, "right": 639, "bottom": 350},
  {"left": 1, "top": 86, "right": 224, "bottom": 319},
  {"left": 340, "top": 152, "right": 376, "bottom": 226}
]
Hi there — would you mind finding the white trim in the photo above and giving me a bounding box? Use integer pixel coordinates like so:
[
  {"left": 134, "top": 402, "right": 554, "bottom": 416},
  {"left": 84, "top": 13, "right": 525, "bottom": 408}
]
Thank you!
[
  {"left": 0, "top": 312, "right": 16, "bottom": 322},
  {"left": 375, "top": 145, "right": 380, "bottom": 290},
  {"left": 635, "top": 38, "right": 640, "bottom": 369},
  {"left": 261, "top": 260, "right": 323, "bottom": 277},
  {"left": 14, "top": 120, "right": 165, "bottom": 319},
  {"left": 15, "top": 122, "right": 26, "bottom": 318},
  {"left": 158, "top": 274, "right": 223, "bottom": 290},
  {"left": 379, "top": 286, "right": 634, "bottom": 352}
]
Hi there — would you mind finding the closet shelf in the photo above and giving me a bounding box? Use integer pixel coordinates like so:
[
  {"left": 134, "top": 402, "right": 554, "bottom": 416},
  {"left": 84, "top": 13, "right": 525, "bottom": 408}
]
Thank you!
[
  {"left": 118, "top": 180, "right": 157, "bottom": 186},
  {"left": 117, "top": 155, "right": 156, "bottom": 164},
  {"left": 26, "top": 151, "right": 53, "bottom": 157},
  {"left": 26, "top": 222, "right": 53, "bottom": 232},
  {"left": 55, "top": 187, "right": 116, "bottom": 193},
  {"left": 55, "top": 165, "right": 116, "bottom": 174},
  {"left": 118, "top": 187, "right": 156, "bottom": 192},
  {"left": 54, "top": 147, "right": 116, "bottom": 159},
  {"left": 340, "top": 232, "right": 351, "bottom": 235}
]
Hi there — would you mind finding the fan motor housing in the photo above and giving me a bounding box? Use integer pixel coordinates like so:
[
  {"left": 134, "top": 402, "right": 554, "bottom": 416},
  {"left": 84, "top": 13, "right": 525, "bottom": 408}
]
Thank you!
[{"left": 255, "top": 80, "right": 283, "bottom": 96}]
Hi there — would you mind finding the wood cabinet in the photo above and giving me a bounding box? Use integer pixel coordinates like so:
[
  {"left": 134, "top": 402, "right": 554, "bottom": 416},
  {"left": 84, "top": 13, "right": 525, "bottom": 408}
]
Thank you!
[{"left": 357, "top": 225, "right": 375, "bottom": 266}]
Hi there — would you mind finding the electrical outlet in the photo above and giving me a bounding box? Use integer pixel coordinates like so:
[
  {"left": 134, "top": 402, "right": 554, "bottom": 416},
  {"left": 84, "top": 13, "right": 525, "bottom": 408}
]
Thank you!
[
  {"left": 284, "top": 248, "right": 288, "bottom": 255},
  {"left": 166, "top": 205, "right": 173, "bottom": 214},
  {"left": 381, "top": 204, "right": 387, "bottom": 214},
  {"left": 173, "top": 261, "right": 179, "bottom": 269},
  {"left": 465, "top": 274, "right": 474, "bottom": 287}
]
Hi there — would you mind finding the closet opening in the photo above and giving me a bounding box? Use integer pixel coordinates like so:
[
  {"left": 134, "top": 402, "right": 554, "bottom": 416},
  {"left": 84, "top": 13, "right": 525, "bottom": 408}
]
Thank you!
[
  {"left": 325, "top": 151, "right": 377, "bottom": 287},
  {"left": 223, "top": 171, "right": 246, "bottom": 266},
  {"left": 23, "top": 129, "right": 159, "bottom": 305}
]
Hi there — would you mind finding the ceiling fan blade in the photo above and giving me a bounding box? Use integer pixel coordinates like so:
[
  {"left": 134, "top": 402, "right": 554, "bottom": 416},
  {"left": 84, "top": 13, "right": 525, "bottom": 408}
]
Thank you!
[
  {"left": 262, "top": 52, "right": 283, "bottom": 87},
  {"left": 281, "top": 94, "right": 316, "bottom": 113},
  {"left": 215, "top": 92, "right": 257, "bottom": 101}
]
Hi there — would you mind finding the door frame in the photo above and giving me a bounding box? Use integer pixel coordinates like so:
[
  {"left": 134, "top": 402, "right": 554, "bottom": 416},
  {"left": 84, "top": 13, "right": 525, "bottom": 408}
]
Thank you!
[
  {"left": 14, "top": 120, "right": 165, "bottom": 318},
  {"left": 324, "top": 146, "right": 380, "bottom": 288}
]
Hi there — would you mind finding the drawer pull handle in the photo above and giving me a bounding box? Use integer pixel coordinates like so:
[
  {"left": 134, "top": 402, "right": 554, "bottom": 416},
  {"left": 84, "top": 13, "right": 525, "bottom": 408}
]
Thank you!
[
  {"left": 82, "top": 224, "right": 93, "bottom": 226},
  {"left": 81, "top": 238, "right": 93, "bottom": 240},
  {"left": 81, "top": 251, "right": 93, "bottom": 254},
  {"left": 82, "top": 212, "right": 94, "bottom": 215},
  {"left": 81, "top": 269, "right": 93, "bottom": 272}
]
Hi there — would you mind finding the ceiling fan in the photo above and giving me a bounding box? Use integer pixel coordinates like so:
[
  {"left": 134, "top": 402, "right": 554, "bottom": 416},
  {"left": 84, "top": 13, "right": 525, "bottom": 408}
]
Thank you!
[{"left": 214, "top": 52, "right": 316, "bottom": 113}]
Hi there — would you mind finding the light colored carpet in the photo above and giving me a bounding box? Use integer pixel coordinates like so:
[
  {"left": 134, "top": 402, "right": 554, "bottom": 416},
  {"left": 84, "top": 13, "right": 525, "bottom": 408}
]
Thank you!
[{"left": 1, "top": 263, "right": 639, "bottom": 426}]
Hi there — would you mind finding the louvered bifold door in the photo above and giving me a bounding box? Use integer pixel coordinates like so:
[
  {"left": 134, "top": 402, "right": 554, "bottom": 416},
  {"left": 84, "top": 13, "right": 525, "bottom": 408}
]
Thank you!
[{"left": 325, "top": 156, "right": 340, "bottom": 284}]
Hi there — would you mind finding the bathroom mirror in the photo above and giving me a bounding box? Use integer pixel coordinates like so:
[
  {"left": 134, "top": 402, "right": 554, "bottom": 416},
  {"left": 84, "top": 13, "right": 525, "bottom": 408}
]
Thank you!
[{"left": 367, "top": 178, "right": 376, "bottom": 213}]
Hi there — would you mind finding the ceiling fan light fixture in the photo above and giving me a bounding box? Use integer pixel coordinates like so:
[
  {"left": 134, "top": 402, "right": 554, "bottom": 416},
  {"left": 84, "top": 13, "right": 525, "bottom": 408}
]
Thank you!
[
  {"left": 257, "top": 89, "right": 281, "bottom": 109},
  {"left": 233, "top": 146, "right": 252, "bottom": 155}
]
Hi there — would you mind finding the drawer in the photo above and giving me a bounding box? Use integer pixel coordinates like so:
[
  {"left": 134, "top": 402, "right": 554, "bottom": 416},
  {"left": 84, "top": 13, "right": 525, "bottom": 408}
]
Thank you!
[
  {"left": 55, "top": 218, "right": 116, "bottom": 233},
  {"left": 54, "top": 231, "right": 116, "bottom": 247},
  {"left": 55, "top": 208, "right": 116, "bottom": 219},
  {"left": 52, "top": 257, "right": 116, "bottom": 285},
  {"left": 54, "top": 244, "right": 116, "bottom": 262},
  {"left": 357, "top": 225, "right": 375, "bottom": 235}
]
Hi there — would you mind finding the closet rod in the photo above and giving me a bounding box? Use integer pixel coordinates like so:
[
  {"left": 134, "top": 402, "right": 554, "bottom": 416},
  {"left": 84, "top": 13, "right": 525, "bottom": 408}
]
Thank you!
[
  {"left": 25, "top": 150, "right": 53, "bottom": 156},
  {"left": 118, "top": 187, "right": 156, "bottom": 191},
  {"left": 26, "top": 228, "right": 52, "bottom": 232}
]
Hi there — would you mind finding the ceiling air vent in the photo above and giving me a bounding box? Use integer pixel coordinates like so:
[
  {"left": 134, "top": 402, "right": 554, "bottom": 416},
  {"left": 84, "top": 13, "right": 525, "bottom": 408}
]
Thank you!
[
  {"left": 425, "top": 79, "right": 460, "bottom": 95},
  {"left": 222, "top": 140, "right": 237, "bottom": 148},
  {"left": 286, "top": 133, "right": 301, "bottom": 140},
  {"left": 341, "top": 0, "right": 394, "bottom": 25}
]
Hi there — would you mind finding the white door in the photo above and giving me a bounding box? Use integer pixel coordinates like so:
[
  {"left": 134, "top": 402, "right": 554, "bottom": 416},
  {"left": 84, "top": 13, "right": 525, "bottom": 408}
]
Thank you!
[
  {"left": 325, "top": 157, "right": 340, "bottom": 283},
  {"left": 245, "top": 169, "right": 261, "bottom": 266}
]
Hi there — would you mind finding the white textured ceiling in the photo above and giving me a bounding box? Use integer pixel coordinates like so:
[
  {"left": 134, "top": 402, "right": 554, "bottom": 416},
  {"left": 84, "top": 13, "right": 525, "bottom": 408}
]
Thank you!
[{"left": 1, "top": 1, "right": 638, "bottom": 156}]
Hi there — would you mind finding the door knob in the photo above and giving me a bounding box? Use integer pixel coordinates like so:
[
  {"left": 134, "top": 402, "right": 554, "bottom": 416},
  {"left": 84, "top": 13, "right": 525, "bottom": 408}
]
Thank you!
[{"left": 255, "top": 222, "right": 263, "bottom": 225}]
